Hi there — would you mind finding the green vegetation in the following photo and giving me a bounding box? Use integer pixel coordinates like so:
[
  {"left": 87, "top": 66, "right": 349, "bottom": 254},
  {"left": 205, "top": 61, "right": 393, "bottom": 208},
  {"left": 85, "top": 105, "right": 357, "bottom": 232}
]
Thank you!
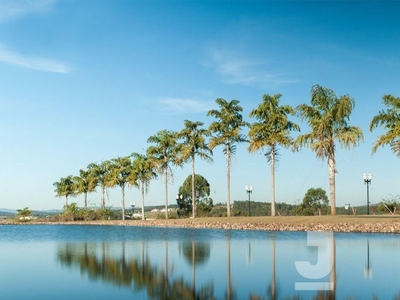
[
  {"left": 176, "top": 120, "right": 213, "bottom": 218},
  {"left": 130, "top": 153, "right": 158, "bottom": 220},
  {"left": 15, "top": 207, "right": 32, "bottom": 222},
  {"left": 177, "top": 174, "right": 213, "bottom": 217},
  {"left": 16, "top": 207, "right": 31, "bottom": 217},
  {"left": 207, "top": 98, "right": 248, "bottom": 217},
  {"left": 293, "top": 85, "right": 364, "bottom": 215},
  {"left": 107, "top": 156, "right": 132, "bottom": 221},
  {"left": 248, "top": 93, "right": 299, "bottom": 217},
  {"left": 378, "top": 195, "right": 400, "bottom": 215},
  {"left": 50, "top": 203, "right": 116, "bottom": 222},
  {"left": 370, "top": 95, "right": 400, "bottom": 156},
  {"left": 53, "top": 175, "right": 74, "bottom": 206},
  {"left": 51, "top": 89, "right": 399, "bottom": 220},
  {"left": 147, "top": 130, "right": 181, "bottom": 219},
  {"left": 296, "top": 188, "right": 329, "bottom": 216}
]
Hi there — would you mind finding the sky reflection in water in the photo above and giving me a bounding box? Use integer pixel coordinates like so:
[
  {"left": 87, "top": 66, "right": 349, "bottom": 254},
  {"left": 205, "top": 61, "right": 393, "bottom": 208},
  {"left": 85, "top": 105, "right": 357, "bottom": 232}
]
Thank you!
[{"left": 1, "top": 225, "right": 400, "bottom": 299}]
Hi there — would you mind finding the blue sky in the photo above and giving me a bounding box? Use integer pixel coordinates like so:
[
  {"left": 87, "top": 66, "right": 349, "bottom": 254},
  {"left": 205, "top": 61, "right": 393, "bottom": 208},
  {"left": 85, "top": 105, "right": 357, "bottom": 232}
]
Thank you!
[{"left": 0, "top": 0, "right": 399, "bottom": 211}]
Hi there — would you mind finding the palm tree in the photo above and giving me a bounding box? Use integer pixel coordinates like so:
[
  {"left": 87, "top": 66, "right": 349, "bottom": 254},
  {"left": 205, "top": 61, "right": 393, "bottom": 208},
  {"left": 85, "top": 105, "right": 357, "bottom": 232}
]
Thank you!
[
  {"left": 370, "top": 94, "right": 400, "bottom": 156},
  {"left": 293, "top": 85, "right": 363, "bottom": 215},
  {"left": 248, "top": 94, "right": 299, "bottom": 216},
  {"left": 53, "top": 175, "right": 74, "bottom": 206},
  {"left": 73, "top": 168, "right": 97, "bottom": 210},
  {"left": 107, "top": 156, "right": 132, "bottom": 220},
  {"left": 207, "top": 98, "right": 248, "bottom": 217},
  {"left": 147, "top": 130, "right": 180, "bottom": 219},
  {"left": 130, "top": 153, "right": 157, "bottom": 220},
  {"left": 177, "top": 120, "right": 213, "bottom": 218},
  {"left": 87, "top": 161, "right": 110, "bottom": 209}
]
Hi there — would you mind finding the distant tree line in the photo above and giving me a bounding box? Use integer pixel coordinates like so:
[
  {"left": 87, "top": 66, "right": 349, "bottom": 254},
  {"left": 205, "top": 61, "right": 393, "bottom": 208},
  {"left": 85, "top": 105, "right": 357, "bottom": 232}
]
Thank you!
[{"left": 53, "top": 86, "right": 400, "bottom": 220}]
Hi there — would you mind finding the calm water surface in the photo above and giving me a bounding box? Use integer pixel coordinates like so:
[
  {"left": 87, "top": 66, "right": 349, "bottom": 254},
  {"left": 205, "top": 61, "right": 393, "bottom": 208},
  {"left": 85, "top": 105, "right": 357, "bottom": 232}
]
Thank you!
[{"left": 1, "top": 225, "right": 399, "bottom": 300}]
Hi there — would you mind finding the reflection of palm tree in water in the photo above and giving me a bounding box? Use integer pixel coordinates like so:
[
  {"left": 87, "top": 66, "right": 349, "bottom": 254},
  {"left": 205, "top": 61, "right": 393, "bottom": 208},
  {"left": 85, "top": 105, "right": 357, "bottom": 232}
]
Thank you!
[
  {"left": 312, "top": 235, "right": 336, "bottom": 300},
  {"left": 180, "top": 240, "right": 212, "bottom": 298},
  {"left": 223, "top": 231, "right": 237, "bottom": 300},
  {"left": 226, "top": 238, "right": 233, "bottom": 300},
  {"left": 268, "top": 235, "right": 277, "bottom": 300},
  {"left": 58, "top": 241, "right": 214, "bottom": 300}
]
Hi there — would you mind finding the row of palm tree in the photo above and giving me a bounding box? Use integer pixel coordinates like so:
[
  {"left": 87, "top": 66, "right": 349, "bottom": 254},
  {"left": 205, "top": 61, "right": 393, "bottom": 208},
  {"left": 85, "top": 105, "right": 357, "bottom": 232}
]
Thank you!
[
  {"left": 54, "top": 84, "right": 399, "bottom": 218},
  {"left": 54, "top": 154, "right": 157, "bottom": 221}
]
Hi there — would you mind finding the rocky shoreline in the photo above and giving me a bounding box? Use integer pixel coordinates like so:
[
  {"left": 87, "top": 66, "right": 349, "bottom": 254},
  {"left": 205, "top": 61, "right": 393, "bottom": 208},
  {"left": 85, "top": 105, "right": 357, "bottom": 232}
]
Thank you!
[{"left": 3, "top": 219, "right": 400, "bottom": 233}]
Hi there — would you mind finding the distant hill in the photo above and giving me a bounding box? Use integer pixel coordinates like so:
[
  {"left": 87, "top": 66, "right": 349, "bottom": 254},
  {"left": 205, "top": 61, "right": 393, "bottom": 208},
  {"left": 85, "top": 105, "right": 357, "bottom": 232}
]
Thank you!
[
  {"left": 0, "top": 208, "right": 62, "bottom": 217},
  {"left": 0, "top": 208, "right": 16, "bottom": 215}
]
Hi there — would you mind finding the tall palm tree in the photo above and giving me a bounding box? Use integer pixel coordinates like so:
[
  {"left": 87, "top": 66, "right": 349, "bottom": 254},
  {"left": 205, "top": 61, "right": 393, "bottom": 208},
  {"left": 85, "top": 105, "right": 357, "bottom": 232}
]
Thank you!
[
  {"left": 248, "top": 94, "right": 299, "bottom": 216},
  {"left": 107, "top": 156, "right": 132, "bottom": 220},
  {"left": 370, "top": 94, "right": 400, "bottom": 156},
  {"left": 147, "top": 130, "right": 180, "bottom": 219},
  {"left": 87, "top": 161, "right": 110, "bottom": 209},
  {"left": 53, "top": 175, "right": 74, "bottom": 206},
  {"left": 177, "top": 120, "right": 213, "bottom": 218},
  {"left": 72, "top": 168, "right": 97, "bottom": 210},
  {"left": 207, "top": 98, "right": 248, "bottom": 217},
  {"left": 293, "top": 85, "right": 363, "bottom": 215},
  {"left": 130, "top": 153, "right": 157, "bottom": 220}
]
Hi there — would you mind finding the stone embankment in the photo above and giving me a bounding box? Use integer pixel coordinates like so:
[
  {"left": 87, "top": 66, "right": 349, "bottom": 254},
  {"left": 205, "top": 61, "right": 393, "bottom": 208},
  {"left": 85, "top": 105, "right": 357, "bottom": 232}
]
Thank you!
[
  {"left": 91, "top": 220, "right": 400, "bottom": 233},
  {"left": 3, "top": 218, "right": 400, "bottom": 233}
]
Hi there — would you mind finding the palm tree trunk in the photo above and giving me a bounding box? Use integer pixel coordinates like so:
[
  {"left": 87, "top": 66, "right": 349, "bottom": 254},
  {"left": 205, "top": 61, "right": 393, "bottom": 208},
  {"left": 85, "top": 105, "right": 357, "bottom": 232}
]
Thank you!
[
  {"left": 271, "top": 145, "right": 276, "bottom": 217},
  {"left": 226, "top": 238, "right": 232, "bottom": 300},
  {"left": 226, "top": 143, "right": 231, "bottom": 217},
  {"left": 328, "top": 154, "right": 336, "bottom": 215},
  {"left": 165, "top": 165, "right": 168, "bottom": 219},
  {"left": 191, "top": 241, "right": 196, "bottom": 294},
  {"left": 65, "top": 195, "right": 68, "bottom": 206},
  {"left": 84, "top": 192, "right": 88, "bottom": 211},
  {"left": 330, "top": 236, "right": 336, "bottom": 299},
  {"left": 271, "top": 237, "right": 276, "bottom": 300},
  {"left": 101, "top": 186, "right": 105, "bottom": 209},
  {"left": 141, "top": 181, "right": 145, "bottom": 220},
  {"left": 192, "top": 155, "right": 196, "bottom": 218},
  {"left": 121, "top": 184, "right": 125, "bottom": 221}
]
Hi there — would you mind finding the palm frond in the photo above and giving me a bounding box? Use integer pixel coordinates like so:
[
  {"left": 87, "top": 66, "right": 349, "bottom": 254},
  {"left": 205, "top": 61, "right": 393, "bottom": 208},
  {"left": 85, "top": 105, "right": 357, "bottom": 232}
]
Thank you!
[
  {"left": 264, "top": 146, "right": 280, "bottom": 166},
  {"left": 370, "top": 94, "right": 400, "bottom": 156}
]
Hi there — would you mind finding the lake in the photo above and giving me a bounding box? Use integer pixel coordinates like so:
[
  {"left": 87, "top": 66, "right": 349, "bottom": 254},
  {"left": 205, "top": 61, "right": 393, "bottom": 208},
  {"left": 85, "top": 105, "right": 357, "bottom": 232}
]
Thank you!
[{"left": 1, "top": 224, "right": 399, "bottom": 299}]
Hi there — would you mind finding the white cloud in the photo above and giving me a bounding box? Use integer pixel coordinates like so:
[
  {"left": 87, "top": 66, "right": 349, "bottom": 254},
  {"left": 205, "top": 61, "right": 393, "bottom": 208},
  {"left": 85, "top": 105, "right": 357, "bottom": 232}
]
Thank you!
[
  {"left": 158, "top": 97, "right": 213, "bottom": 114},
  {"left": 0, "top": 0, "right": 54, "bottom": 21},
  {"left": 209, "top": 49, "right": 296, "bottom": 89},
  {"left": 0, "top": 44, "right": 69, "bottom": 73}
]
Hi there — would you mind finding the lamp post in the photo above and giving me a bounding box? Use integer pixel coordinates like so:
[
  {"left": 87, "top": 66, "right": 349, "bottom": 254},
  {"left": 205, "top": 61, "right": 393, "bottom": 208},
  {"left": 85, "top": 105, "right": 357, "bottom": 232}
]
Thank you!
[
  {"left": 245, "top": 185, "right": 253, "bottom": 217},
  {"left": 363, "top": 173, "right": 372, "bottom": 215}
]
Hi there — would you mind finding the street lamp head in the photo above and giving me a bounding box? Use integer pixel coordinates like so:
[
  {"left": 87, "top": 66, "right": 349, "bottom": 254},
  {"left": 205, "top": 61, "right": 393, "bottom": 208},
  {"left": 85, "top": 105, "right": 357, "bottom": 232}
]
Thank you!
[
  {"left": 245, "top": 185, "right": 248, "bottom": 191},
  {"left": 250, "top": 185, "right": 253, "bottom": 191},
  {"left": 363, "top": 173, "right": 372, "bottom": 181}
]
